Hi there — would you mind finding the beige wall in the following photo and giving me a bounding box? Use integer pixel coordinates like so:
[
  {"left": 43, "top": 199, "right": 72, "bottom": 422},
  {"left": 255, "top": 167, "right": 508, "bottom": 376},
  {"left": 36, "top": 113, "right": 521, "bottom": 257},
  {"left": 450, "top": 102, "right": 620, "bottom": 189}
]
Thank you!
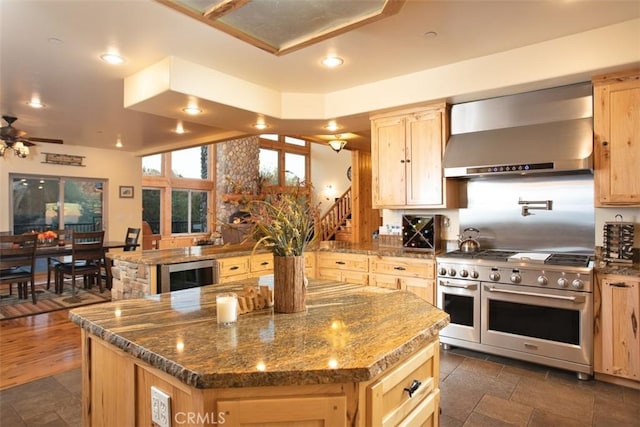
[
  {"left": 0, "top": 144, "right": 142, "bottom": 242},
  {"left": 310, "top": 143, "right": 351, "bottom": 215}
]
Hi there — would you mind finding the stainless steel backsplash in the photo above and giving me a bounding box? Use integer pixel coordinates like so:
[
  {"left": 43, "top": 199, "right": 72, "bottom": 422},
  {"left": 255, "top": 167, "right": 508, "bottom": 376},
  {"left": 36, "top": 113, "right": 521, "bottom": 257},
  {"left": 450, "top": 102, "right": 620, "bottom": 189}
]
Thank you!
[{"left": 459, "top": 173, "right": 595, "bottom": 254}]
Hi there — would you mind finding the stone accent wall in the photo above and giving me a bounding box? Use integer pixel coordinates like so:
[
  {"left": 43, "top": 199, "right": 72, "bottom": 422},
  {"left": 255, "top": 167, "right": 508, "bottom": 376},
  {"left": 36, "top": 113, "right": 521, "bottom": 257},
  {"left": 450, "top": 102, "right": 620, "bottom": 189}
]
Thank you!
[
  {"left": 215, "top": 136, "right": 260, "bottom": 226},
  {"left": 111, "top": 259, "right": 152, "bottom": 300}
]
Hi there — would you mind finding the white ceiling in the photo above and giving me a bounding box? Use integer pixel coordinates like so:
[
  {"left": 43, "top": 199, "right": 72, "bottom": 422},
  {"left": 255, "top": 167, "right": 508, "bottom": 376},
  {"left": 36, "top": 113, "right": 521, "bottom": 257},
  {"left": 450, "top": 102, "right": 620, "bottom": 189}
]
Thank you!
[{"left": 1, "top": 0, "right": 639, "bottom": 154}]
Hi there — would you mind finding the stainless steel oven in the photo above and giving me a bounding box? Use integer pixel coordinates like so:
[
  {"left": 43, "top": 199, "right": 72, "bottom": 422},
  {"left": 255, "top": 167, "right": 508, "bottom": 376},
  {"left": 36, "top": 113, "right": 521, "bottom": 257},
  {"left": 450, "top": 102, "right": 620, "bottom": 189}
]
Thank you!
[
  {"left": 437, "top": 277, "right": 480, "bottom": 343},
  {"left": 481, "top": 282, "right": 592, "bottom": 368},
  {"left": 436, "top": 250, "right": 594, "bottom": 379}
]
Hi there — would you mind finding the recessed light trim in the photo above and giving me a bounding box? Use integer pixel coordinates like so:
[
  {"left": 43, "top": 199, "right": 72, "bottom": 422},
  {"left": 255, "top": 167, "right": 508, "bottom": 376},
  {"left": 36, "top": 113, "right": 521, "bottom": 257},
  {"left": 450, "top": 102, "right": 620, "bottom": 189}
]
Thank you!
[
  {"left": 324, "top": 121, "right": 339, "bottom": 132},
  {"left": 182, "top": 106, "right": 202, "bottom": 115},
  {"left": 253, "top": 123, "right": 268, "bottom": 130},
  {"left": 322, "top": 56, "right": 344, "bottom": 68},
  {"left": 26, "top": 100, "right": 45, "bottom": 108},
  {"left": 100, "top": 53, "right": 125, "bottom": 65}
]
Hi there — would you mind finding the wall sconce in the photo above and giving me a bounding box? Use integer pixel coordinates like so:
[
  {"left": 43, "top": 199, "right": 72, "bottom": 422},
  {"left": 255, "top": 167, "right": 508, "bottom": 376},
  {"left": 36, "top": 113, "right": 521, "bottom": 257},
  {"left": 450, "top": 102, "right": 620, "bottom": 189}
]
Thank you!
[{"left": 328, "top": 138, "right": 347, "bottom": 153}]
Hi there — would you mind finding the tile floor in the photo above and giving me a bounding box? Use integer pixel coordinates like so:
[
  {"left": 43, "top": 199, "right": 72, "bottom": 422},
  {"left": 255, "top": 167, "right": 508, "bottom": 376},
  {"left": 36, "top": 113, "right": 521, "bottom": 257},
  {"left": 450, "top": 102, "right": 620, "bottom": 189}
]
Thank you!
[{"left": 1, "top": 347, "right": 639, "bottom": 426}]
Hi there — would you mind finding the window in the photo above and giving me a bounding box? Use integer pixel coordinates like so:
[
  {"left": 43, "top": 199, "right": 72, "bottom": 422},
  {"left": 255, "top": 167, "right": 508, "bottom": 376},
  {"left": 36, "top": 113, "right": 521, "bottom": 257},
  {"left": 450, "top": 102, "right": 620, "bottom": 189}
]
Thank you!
[
  {"left": 142, "top": 154, "right": 162, "bottom": 176},
  {"left": 11, "top": 175, "right": 104, "bottom": 234},
  {"left": 142, "top": 145, "right": 213, "bottom": 236},
  {"left": 171, "top": 190, "right": 208, "bottom": 234},
  {"left": 142, "top": 188, "right": 161, "bottom": 234},
  {"left": 259, "top": 134, "right": 310, "bottom": 187},
  {"left": 171, "top": 146, "right": 209, "bottom": 179}
]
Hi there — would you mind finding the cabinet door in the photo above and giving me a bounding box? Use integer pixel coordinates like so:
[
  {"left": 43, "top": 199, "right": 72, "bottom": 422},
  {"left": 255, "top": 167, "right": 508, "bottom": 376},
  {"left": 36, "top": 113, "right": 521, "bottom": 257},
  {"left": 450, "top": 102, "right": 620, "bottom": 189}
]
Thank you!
[
  {"left": 600, "top": 277, "right": 640, "bottom": 380},
  {"left": 406, "top": 111, "right": 444, "bottom": 206},
  {"left": 404, "top": 278, "right": 435, "bottom": 306},
  {"left": 594, "top": 73, "right": 640, "bottom": 206},
  {"left": 372, "top": 115, "right": 407, "bottom": 206}
]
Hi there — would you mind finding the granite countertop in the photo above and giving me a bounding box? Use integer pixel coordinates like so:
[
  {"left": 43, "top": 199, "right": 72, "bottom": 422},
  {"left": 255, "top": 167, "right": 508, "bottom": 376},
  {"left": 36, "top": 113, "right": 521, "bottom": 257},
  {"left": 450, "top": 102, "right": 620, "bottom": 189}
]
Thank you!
[
  {"left": 595, "top": 262, "right": 640, "bottom": 278},
  {"left": 109, "top": 241, "right": 439, "bottom": 265},
  {"left": 69, "top": 279, "right": 449, "bottom": 389}
]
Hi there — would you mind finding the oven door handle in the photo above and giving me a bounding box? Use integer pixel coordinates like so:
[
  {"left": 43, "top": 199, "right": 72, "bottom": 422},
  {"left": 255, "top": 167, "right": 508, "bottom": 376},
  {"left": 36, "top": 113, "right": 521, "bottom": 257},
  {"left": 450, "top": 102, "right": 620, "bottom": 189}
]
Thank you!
[
  {"left": 484, "top": 286, "right": 585, "bottom": 303},
  {"left": 440, "top": 281, "right": 477, "bottom": 290}
]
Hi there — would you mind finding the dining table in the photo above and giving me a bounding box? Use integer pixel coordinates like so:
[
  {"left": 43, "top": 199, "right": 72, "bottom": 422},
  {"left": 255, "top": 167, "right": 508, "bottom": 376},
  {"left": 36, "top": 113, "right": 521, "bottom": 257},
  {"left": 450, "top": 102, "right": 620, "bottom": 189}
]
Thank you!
[{"left": 35, "top": 241, "right": 140, "bottom": 300}]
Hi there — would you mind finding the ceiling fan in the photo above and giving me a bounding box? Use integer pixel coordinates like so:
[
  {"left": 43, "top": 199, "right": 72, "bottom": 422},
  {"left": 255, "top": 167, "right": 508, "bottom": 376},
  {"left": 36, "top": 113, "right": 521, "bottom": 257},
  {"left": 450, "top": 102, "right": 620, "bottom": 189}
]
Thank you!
[{"left": 1, "top": 115, "right": 63, "bottom": 158}]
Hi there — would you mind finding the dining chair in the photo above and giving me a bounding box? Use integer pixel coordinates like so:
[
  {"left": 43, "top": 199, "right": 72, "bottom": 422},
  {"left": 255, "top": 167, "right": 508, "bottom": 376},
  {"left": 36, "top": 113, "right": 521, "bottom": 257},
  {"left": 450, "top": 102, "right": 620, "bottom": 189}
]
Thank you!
[
  {"left": 103, "top": 227, "right": 141, "bottom": 289},
  {"left": 46, "top": 229, "right": 70, "bottom": 291},
  {"left": 0, "top": 234, "right": 38, "bottom": 304},
  {"left": 56, "top": 230, "right": 105, "bottom": 295}
]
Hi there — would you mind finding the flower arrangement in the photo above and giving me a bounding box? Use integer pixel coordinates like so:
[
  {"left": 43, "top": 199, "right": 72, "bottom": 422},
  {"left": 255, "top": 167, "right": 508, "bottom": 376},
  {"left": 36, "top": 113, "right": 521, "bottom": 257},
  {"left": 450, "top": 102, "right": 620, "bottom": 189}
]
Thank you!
[
  {"left": 248, "top": 182, "right": 319, "bottom": 257},
  {"left": 37, "top": 230, "right": 57, "bottom": 240}
]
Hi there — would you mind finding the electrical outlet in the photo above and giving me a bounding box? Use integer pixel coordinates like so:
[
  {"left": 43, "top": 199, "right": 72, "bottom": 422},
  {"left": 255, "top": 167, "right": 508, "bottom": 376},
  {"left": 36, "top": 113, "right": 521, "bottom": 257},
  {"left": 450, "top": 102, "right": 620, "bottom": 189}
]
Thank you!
[{"left": 151, "top": 386, "right": 171, "bottom": 427}]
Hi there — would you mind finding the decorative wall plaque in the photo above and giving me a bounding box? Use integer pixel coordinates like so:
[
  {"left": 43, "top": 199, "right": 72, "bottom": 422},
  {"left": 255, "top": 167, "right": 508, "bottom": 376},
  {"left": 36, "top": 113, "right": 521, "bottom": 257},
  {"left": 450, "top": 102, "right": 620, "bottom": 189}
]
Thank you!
[{"left": 42, "top": 152, "right": 86, "bottom": 166}]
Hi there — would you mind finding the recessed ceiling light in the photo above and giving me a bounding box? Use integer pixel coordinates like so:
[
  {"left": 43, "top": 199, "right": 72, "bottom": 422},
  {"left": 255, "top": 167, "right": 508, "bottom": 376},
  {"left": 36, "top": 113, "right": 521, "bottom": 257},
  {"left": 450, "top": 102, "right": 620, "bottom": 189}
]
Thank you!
[
  {"left": 26, "top": 100, "right": 45, "bottom": 108},
  {"left": 175, "top": 121, "right": 185, "bottom": 134},
  {"left": 424, "top": 31, "right": 438, "bottom": 38},
  {"left": 115, "top": 137, "right": 123, "bottom": 148},
  {"left": 100, "top": 53, "right": 125, "bottom": 65},
  {"left": 324, "top": 121, "right": 339, "bottom": 132},
  {"left": 322, "top": 56, "right": 344, "bottom": 68},
  {"left": 182, "top": 106, "right": 202, "bottom": 115},
  {"left": 253, "top": 122, "right": 268, "bottom": 130}
]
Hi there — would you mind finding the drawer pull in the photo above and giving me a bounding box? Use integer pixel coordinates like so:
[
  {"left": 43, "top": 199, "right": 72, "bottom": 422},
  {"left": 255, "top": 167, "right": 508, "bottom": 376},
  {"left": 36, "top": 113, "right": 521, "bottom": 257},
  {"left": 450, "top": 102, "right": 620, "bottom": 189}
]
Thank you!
[
  {"left": 403, "top": 379, "right": 422, "bottom": 398},
  {"left": 230, "top": 266, "right": 239, "bottom": 271},
  {"left": 393, "top": 266, "right": 406, "bottom": 271},
  {"left": 609, "top": 282, "right": 630, "bottom": 288},
  {"left": 335, "top": 261, "right": 346, "bottom": 265},
  {"left": 260, "top": 261, "right": 269, "bottom": 266}
]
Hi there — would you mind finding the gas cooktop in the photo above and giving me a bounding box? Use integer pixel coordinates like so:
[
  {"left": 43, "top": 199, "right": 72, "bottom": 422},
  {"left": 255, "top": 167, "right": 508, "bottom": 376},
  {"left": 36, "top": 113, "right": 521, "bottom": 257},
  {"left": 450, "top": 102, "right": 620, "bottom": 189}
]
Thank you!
[{"left": 438, "top": 249, "right": 592, "bottom": 268}]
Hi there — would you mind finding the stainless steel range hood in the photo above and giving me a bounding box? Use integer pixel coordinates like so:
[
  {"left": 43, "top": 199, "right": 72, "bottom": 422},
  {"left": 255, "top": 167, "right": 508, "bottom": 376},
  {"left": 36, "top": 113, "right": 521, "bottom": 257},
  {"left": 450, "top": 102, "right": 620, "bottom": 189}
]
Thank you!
[{"left": 443, "top": 83, "right": 593, "bottom": 177}]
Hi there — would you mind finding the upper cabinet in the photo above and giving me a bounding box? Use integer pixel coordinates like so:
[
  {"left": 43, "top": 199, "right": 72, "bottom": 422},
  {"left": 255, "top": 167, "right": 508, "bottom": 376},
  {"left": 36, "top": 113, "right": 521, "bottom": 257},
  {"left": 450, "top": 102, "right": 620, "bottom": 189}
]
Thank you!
[
  {"left": 371, "top": 102, "right": 458, "bottom": 208},
  {"left": 593, "top": 70, "right": 640, "bottom": 207}
]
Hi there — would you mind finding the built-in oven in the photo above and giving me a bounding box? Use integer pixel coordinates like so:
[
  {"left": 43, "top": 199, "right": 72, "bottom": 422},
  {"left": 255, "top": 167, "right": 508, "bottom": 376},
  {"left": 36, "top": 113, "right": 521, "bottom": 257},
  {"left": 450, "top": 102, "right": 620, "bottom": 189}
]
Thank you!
[
  {"left": 158, "top": 260, "right": 218, "bottom": 293},
  {"left": 481, "top": 282, "right": 592, "bottom": 368},
  {"left": 437, "top": 277, "right": 480, "bottom": 343},
  {"left": 436, "top": 250, "right": 594, "bottom": 379}
]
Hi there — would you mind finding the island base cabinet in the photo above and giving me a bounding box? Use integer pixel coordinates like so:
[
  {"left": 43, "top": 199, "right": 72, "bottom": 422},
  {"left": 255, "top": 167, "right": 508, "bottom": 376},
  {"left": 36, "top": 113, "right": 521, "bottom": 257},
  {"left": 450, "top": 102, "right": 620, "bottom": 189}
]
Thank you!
[{"left": 82, "top": 331, "right": 440, "bottom": 426}]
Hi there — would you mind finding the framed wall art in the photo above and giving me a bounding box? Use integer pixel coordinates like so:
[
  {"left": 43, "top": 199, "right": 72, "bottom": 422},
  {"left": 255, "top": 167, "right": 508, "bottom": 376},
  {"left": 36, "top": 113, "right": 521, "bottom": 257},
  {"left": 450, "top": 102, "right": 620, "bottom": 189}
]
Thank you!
[{"left": 119, "top": 185, "right": 134, "bottom": 198}]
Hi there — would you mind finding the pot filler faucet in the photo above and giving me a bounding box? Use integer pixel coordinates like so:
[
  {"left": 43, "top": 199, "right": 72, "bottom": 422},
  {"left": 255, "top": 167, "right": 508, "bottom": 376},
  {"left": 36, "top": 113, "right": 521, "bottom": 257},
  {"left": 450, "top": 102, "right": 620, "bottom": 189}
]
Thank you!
[{"left": 518, "top": 198, "right": 553, "bottom": 216}]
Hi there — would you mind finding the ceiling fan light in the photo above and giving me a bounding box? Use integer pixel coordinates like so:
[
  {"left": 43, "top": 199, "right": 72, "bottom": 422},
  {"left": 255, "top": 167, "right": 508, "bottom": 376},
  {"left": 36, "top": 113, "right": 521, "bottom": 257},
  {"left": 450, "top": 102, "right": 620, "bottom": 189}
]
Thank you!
[{"left": 328, "top": 139, "right": 347, "bottom": 153}]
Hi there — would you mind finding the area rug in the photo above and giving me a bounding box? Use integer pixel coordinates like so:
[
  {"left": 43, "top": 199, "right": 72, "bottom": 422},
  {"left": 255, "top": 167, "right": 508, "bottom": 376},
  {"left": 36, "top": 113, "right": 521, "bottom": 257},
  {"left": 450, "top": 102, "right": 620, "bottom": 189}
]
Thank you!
[{"left": 0, "top": 283, "right": 111, "bottom": 320}]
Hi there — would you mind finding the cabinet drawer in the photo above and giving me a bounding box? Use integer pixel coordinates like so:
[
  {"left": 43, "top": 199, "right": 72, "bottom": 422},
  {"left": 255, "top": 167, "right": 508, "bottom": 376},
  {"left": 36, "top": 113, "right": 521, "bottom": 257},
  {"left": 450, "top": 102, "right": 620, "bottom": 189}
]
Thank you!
[
  {"left": 369, "top": 256, "right": 434, "bottom": 279},
  {"left": 367, "top": 341, "right": 438, "bottom": 427},
  {"left": 218, "top": 256, "right": 250, "bottom": 277},
  {"left": 317, "top": 252, "right": 368, "bottom": 272},
  {"left": 250, "top": 253, "right": 274, "bottom": 273},
  {"left": 370, "top": 274, "right": 400, "bottom": 290}
]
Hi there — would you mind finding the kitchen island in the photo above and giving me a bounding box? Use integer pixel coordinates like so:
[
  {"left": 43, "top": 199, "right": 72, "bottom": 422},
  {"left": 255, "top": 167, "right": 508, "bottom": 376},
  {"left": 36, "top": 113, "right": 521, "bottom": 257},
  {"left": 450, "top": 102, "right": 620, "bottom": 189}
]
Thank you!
[{"left": 69, "top": 279, "right": 449, "bottom": 426}]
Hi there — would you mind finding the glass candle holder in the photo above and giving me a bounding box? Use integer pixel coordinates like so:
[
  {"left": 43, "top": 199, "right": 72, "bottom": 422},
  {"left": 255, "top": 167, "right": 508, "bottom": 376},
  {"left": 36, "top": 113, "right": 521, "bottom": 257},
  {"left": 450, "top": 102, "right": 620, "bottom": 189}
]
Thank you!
[{"left": 216, "top": 293, "right": 238, "bottom": 326}]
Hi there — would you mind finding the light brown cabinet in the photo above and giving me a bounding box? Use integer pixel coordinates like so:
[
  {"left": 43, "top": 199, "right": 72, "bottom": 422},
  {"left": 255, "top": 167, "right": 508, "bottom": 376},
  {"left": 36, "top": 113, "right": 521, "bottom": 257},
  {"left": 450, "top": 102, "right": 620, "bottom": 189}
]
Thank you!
[
  {"left": 593, "top": 70, "right": 640, "bottom": 206},
  {"left": 217, "top": 255, "right": 251, "bottom": 283},
  {"left": 595, "top": 274, "right": 640, "bottom": 383},
  {"left": 369, "top": 256, "right": 436, "bottom": 305},
  {"left": 249, "top": 252, "right": 274, "bottom": 277},
  {"left": 316, "top": 251, "right": 369, "bottom": 285},
  {"left": 370, "top": 102, "right": 458, "bottom": 208}
]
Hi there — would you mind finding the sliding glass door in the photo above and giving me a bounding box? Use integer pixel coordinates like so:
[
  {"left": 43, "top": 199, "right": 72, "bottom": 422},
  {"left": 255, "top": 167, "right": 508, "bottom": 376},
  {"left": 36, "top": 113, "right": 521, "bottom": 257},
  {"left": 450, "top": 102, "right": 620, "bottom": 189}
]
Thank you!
[{"left": 11, "top": 175, "right": 105, "bottom": 234}]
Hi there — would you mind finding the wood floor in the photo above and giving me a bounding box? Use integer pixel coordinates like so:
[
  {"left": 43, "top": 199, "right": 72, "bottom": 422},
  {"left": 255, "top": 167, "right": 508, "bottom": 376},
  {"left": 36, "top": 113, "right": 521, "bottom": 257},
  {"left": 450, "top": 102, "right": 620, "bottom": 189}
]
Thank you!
[{"left": 0, "top": 309, "right": 81, "bottom": 391}]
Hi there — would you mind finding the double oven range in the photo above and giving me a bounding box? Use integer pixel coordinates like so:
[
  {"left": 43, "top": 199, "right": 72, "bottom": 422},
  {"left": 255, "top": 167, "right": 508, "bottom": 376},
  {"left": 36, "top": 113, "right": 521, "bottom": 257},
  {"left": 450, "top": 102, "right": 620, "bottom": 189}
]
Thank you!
[{"left": 436, "top": 249, "right": 594, "bottom": 379}]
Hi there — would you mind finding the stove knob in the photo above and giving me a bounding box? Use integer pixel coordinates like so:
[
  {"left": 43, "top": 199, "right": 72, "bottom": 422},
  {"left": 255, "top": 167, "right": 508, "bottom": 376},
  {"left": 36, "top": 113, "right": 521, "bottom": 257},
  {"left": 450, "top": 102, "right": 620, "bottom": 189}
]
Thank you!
[
  {"left": 489, "top": 272, "right": 501, "bottom": 281},
  {"left": 470, "top": 270, "right": 480, "bottom": 279},
  {"left": 448, "top": 268, "right": 457, "bottom": 277},
  {"left": 510, "top": 273, "right": 522, "bottom": 284},
  {"left": 557, "top": 277, "right": 569, "bottom": 288},
  {"left": 572, "top": 279, "right": 584, "bottom": 289},
  {"left": 460, "top": 269, "right": 469, "bottom": 278},
  {"left": 438, "top": 267, "right": 447, "bottom": 276},
  {"left": 537, "top": 275, "right": 548, "bottom": 286}
]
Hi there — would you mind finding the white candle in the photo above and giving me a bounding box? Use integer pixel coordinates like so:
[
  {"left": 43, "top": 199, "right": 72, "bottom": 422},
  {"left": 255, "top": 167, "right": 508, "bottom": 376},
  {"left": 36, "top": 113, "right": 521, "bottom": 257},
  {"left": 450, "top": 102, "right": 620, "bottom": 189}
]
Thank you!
[{"left": 216, "top": 294, "right": 238, "bottom": 325}]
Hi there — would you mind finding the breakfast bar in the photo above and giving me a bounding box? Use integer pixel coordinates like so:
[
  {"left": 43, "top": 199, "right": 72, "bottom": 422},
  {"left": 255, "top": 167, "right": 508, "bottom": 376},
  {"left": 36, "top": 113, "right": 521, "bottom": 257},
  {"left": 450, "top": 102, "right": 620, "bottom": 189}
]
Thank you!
[{"left": 69, "top": 279, "right": 449, "bottom": 426}]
